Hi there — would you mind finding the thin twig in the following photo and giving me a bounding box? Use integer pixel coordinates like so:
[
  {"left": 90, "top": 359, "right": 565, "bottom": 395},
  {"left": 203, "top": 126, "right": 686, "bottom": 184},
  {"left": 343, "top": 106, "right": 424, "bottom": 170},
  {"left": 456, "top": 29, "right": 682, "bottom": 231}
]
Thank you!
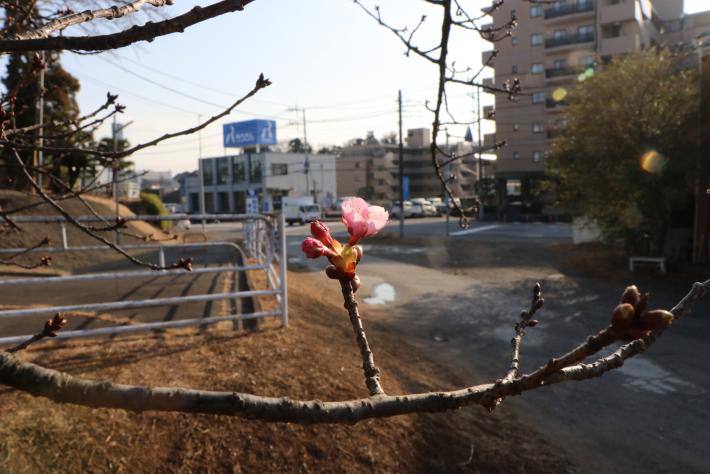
[{"left": 340, "top": 280, "right": 385, "bottom": 396}]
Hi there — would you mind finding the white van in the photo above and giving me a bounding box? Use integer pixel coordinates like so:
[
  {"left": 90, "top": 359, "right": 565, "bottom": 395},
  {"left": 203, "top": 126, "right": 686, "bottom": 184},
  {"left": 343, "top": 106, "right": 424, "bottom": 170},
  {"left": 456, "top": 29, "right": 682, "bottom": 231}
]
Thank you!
[{"left": 283, "top": 197, "right": 322, "bottom": 225}]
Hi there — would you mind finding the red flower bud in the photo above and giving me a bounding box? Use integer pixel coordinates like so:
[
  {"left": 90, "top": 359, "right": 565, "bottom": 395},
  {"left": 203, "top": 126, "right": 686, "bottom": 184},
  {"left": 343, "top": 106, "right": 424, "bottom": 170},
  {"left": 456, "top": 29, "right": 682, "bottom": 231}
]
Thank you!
[
  {"left": 611, "top": 303, "right": 635, "bottom": 334},
  {"left": 620, "top": 285, "right": 641, "bottom": 306},
  {"left": 302, "top": 237, "right": 335, "bottom": 259},
  {"left": 310, "top": 220, "right": 334, "bottom": 248},
  {"left": 638, "top": 309, "right": 674, "bottom": 331}
]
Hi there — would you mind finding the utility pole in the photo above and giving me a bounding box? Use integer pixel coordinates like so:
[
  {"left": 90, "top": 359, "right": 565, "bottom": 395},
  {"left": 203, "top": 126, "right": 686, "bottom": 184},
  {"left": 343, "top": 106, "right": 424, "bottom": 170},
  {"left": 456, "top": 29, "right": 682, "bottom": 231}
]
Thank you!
[
  {"left": 36, "top": 51, "right": 45, "bottom": 191},
  {"left": 198, "top": 114, "right": 206, "bottom": 232},
  {"left": 476, "top": 86, "right": 485, "bottom": 221},
  {"left": 112, "top": 117, "right": 133, "bottom": 244},
  {"left": 445, "top": 128, "right": 451, "bottom": 237},
  {"left": 398, "top": 90, "right": 404, "bottom": 239},
  {"left": 288, "top": 106, "right": 310, "bottom": 198}
]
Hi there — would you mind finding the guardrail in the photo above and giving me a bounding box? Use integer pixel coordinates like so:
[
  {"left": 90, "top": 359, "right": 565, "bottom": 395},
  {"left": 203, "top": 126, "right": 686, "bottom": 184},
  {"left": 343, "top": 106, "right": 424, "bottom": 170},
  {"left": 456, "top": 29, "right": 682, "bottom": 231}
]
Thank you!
[{"left": 0, "top": 213, "right": 287, "bottom": 346}]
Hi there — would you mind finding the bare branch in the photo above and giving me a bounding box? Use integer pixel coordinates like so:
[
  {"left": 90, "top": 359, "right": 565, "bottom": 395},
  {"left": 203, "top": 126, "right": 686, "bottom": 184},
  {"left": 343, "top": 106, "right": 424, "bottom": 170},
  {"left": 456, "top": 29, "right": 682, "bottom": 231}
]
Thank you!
[
  {"left": 16, "top": 0, "right": 175, "bottom": 40},
  {"left": 0, "top": 278, "right": 706, "bottom": 423},
  {"left": 6, "top": 314, "right": 66, "bottom": 353},
  {"left": 0, "top": 0, "right": 257, "bottom": 53},
  {"left": 340, "top": 280, "right": 385, "bottom": 396}
]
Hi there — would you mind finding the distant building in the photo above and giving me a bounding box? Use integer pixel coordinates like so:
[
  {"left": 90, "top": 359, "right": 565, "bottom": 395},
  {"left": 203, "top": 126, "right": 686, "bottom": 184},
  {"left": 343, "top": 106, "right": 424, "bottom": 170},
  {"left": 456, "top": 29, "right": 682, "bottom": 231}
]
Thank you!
[
  {"left": 184, "top": 152, "right": 336, "bottom": 213},
  {"left": 336, "top": 128, "right": 481, "bottom": 203}
]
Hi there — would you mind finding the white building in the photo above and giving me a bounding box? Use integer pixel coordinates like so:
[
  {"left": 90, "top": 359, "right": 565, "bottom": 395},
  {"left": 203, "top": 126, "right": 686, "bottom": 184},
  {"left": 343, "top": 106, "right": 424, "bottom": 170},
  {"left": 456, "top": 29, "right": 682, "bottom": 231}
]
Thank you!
[{"left": 184, "top": 152, "right": 337, "bottom": 213}]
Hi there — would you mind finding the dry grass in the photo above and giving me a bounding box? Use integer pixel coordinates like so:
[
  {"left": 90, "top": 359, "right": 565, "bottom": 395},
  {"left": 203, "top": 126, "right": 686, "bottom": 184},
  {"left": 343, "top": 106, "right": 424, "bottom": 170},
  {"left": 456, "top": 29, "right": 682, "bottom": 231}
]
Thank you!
[
  {"left": 0, "top": 190, "right": 175, "bottom": 272},
  {"left": 0, "top": 271, "right": 575, "bottom": 473}
]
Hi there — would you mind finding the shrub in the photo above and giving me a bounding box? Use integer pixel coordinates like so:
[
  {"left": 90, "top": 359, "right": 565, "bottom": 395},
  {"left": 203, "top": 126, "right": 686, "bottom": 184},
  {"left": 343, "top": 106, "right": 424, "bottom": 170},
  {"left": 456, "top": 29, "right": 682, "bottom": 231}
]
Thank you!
[{"left": 140, "top": 192, "right": 171, "bottom": 231}]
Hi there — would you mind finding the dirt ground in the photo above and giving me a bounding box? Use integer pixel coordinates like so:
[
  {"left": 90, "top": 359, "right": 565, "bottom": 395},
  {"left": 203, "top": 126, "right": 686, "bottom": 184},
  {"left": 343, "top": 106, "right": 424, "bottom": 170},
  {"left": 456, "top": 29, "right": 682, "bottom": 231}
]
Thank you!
[{"left": 0, "top": 271, "right": 575, "bottom": 473}]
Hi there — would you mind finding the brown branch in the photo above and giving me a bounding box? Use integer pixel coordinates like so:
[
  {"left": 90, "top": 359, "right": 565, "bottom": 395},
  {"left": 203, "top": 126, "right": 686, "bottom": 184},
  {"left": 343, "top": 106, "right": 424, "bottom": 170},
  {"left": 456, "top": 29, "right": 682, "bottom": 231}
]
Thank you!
[
  {"left": 340, "top": 280, "right": 385, "bottom": 396},
  {"left": 6, "top": 314, "right": 66, "bottom": 353},
  {"left": 0, "top": 279, "right": 706, "bottom": 423},
  {"left": 0, "top": 0, "right": 257, "bottom": 53},
  {"left": 16, "top": 0, "right": 174, "bottom": 40}
]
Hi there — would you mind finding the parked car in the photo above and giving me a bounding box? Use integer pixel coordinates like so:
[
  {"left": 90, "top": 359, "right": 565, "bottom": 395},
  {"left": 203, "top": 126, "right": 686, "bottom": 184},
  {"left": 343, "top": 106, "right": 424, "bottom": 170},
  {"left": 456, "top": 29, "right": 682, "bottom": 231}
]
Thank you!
[
  {"left": 411, "top": 198, "right": 437, "bottom": 217},
  {"left": 427, "top": 197, "right": 443, "bottom": 215},
  {"left": 409, "top": 201, "right": 425, "bottom": 218},
  {"left": 390, "top": 200, "right": 413, "bottom": 218}
]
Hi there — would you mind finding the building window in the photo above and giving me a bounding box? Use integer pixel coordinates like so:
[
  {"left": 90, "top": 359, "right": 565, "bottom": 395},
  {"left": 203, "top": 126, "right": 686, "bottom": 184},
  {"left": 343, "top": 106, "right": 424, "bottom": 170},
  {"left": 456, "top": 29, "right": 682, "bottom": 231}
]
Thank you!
[
  {"left": 512, "top": 65, "right": 518, "bottom": 74},
  {"left": 582, "top": 55, "right": 595, "bottom": 67},
  {"left": 532, "top": 92, "right": 546, "bottom": 104},
  {"left": 506, "top": 179, "right": 522, "bottom": 196},
  {"left": 233, "top": 191, "right": 245, "bottom": 213},
  {"left": 218, "top": 191, "right": 230, "bottom": 212},
  {"left": 217, "top": 157, "right": 229, "bottom": 185},
  {"left": 533, "top": 151, "right": 543, "bottom": 163},
  {"left": 530, "top": 33, "right": 543, "bottom": 46},
  {"left": 271, "top": 163, "right": 288, "bottom": 176},
  {"left": 601, "top": 24, "right": 622, "bottom": 39},
  {"left": 553, "top": 58, "right": 567, "bottom": 69},
  {"left": 530, "top": 5, "right": 542, "bottom": 17},
  {"left": 531, "top": 63, "right": 544, "bottom": 74},
  {"left": 513, "top": 123, "right": 520, "bottom": 131},
  {"left": 532, "top": 122, "right": 544, "bottom": 133},
  {"left": 553, "top": 29, "right": 567, "bottom": 40},
  {"left": 232, "top": 156, "right": 245, "bottom": 183},
  {"left": 578, "top": 25, "right": 595, "bottom": 37},
  {"left": 249, "top": 155, "right": 262, "bottom": 183},
  {"left": 511, "top": 36, "right": 518, "bottom": 45},
  {"left": 201, "top": 159, "right": 214, "bottom": 186},
  {"left": 354, "top": 162, "right": 360, "bottom": 168},
  {"left": 512, "top": 151, "right": 520, "bottom": 160}
]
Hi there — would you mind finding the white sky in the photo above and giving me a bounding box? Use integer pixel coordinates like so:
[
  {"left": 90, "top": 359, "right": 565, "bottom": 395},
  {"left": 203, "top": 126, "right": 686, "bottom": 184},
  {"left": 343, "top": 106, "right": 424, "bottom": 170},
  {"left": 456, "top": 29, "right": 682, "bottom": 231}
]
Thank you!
[{"left": 59, "top": 0, "right": 708, "bottom": 174}]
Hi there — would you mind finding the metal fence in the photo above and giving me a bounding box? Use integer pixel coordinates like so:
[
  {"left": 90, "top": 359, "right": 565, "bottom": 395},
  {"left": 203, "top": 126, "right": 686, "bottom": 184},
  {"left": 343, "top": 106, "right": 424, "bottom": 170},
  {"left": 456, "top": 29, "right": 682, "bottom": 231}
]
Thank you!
[{"left": 0, "top": 213, "right": 287, "bottom": 346}]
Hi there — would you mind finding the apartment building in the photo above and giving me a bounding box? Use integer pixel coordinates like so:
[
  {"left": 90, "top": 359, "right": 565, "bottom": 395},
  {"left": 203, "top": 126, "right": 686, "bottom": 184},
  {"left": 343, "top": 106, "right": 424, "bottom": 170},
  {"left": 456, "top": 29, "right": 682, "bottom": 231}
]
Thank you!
[
  {"left": 336, "top": 128, "right": 480, "bottom": 203},
  {"left": 480, "top": 0, "right": 706, "bottom": 218}
]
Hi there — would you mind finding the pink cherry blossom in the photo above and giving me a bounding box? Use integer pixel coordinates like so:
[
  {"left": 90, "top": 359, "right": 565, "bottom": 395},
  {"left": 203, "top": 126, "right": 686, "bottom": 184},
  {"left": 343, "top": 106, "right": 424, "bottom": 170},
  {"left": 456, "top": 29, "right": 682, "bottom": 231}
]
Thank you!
[
  {"left": 340, "top": 197, "right": 389, "bottom": 244},
  {"left": 301, "top": 237, "right": 335, "bottom": 259}
]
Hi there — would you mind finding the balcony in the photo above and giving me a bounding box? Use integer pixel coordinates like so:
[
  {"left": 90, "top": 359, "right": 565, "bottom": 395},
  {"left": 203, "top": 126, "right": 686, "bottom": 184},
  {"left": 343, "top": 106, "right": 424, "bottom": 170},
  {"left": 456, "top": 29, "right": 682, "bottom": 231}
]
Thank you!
[
  {"left": 599, "top": 0, "right": 639, "bottom": 24},
  {"left": 545, "top": 65, "right": 588, "bottom": 79},
  {"left": 546, "top": 98, "right": 569, "bottom": 110},
  {"left": 600, "top": 34, "right": 641, "bottom": 55},
  {"left": 483, "top": 133, "right": 497, "bottom": 149},
  {"left": 544, "top": 1, "right": 595, "bottom": 21},
  {"left": 545, "top": 31, "right": 595, "bottom": 49}
]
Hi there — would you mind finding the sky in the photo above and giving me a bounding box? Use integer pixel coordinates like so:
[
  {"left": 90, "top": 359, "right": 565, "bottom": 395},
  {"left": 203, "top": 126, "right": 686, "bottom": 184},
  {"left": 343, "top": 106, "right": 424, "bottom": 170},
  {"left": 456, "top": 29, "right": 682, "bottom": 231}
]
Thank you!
[{"left": 58, "top": 0, "right": 709, "bottom": 174}]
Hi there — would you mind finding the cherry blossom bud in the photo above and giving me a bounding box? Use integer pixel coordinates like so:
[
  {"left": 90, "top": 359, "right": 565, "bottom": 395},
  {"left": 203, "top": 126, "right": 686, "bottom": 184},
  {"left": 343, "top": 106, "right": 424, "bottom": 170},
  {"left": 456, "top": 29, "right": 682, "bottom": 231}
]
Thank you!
[
  {"left": 310, "top": 220, "right": 334, "bottom": 247},
  {"left": 533, "top": 282, "right": 541, "bottom": 297},
  {"left": 611, "top": 303, "right": 635, "bottom": 334},
  {"left": 534, "top": 297, "right": 544, "bottom": 310},
  {"left": 528, "top": 319, "right": 539, "bottom": 327},
  {"left": 351, "top": 274, "right": 361, "bottom": 293},
  {"left": 638, "top": 309, "right": 674, "bottom": 331},
  {"left": 302, "top": 237, "right": 335, "bottom": 259},
  {"left": 620, "top": 285, "right": 641, "bottom": 306}
]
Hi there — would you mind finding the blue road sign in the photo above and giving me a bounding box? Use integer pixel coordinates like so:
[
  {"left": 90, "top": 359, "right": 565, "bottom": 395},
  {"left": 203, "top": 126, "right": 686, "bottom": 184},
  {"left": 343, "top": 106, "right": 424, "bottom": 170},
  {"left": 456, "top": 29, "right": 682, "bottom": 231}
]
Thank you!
[
  {"left": 223, "top": 120, "right": 277, "bottom": 148},
  {"left": 403, "top": 176, "right": 410, "bottom": 200}
]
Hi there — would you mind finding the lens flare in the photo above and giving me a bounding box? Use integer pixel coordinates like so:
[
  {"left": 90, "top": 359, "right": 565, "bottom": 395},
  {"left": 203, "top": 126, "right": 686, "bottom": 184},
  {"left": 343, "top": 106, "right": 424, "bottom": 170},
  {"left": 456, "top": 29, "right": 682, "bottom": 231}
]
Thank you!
[
  {"left": 640, "top": 150, "right": 668, "bottom": 174},
  {"left": 552, "top": 88, "right": 568, "bottom": 102}
]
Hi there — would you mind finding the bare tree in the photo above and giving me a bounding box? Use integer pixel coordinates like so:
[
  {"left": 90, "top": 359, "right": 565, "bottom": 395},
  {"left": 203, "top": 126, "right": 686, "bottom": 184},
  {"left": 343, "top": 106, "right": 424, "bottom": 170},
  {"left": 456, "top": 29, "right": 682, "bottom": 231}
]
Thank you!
[{"left": 0, "top": 0, "right": 708, "bottom": 428}]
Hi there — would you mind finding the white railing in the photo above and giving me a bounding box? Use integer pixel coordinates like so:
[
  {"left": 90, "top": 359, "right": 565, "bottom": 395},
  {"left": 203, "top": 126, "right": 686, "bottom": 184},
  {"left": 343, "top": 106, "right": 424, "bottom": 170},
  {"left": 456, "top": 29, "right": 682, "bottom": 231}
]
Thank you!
[{"left": 0, "top": 213, "right": 288, "bottom": 346}]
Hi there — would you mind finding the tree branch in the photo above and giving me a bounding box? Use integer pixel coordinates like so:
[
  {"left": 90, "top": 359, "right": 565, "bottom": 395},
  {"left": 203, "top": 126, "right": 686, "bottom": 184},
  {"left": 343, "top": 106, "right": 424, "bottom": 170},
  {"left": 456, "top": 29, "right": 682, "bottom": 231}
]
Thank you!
[
  {"left": 340, "top": 280, "right": 385, "bottom": 396},
  {"left": 0, "top": 0, "right": 257, "bottom": 53}
]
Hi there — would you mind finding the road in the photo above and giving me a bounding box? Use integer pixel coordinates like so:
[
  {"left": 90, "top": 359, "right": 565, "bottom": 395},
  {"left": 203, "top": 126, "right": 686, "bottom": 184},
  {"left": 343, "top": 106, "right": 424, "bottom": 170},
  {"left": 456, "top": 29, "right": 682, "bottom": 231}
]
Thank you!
[{"left": 283, "top": 217, "right": 710, "bottom": 474}]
